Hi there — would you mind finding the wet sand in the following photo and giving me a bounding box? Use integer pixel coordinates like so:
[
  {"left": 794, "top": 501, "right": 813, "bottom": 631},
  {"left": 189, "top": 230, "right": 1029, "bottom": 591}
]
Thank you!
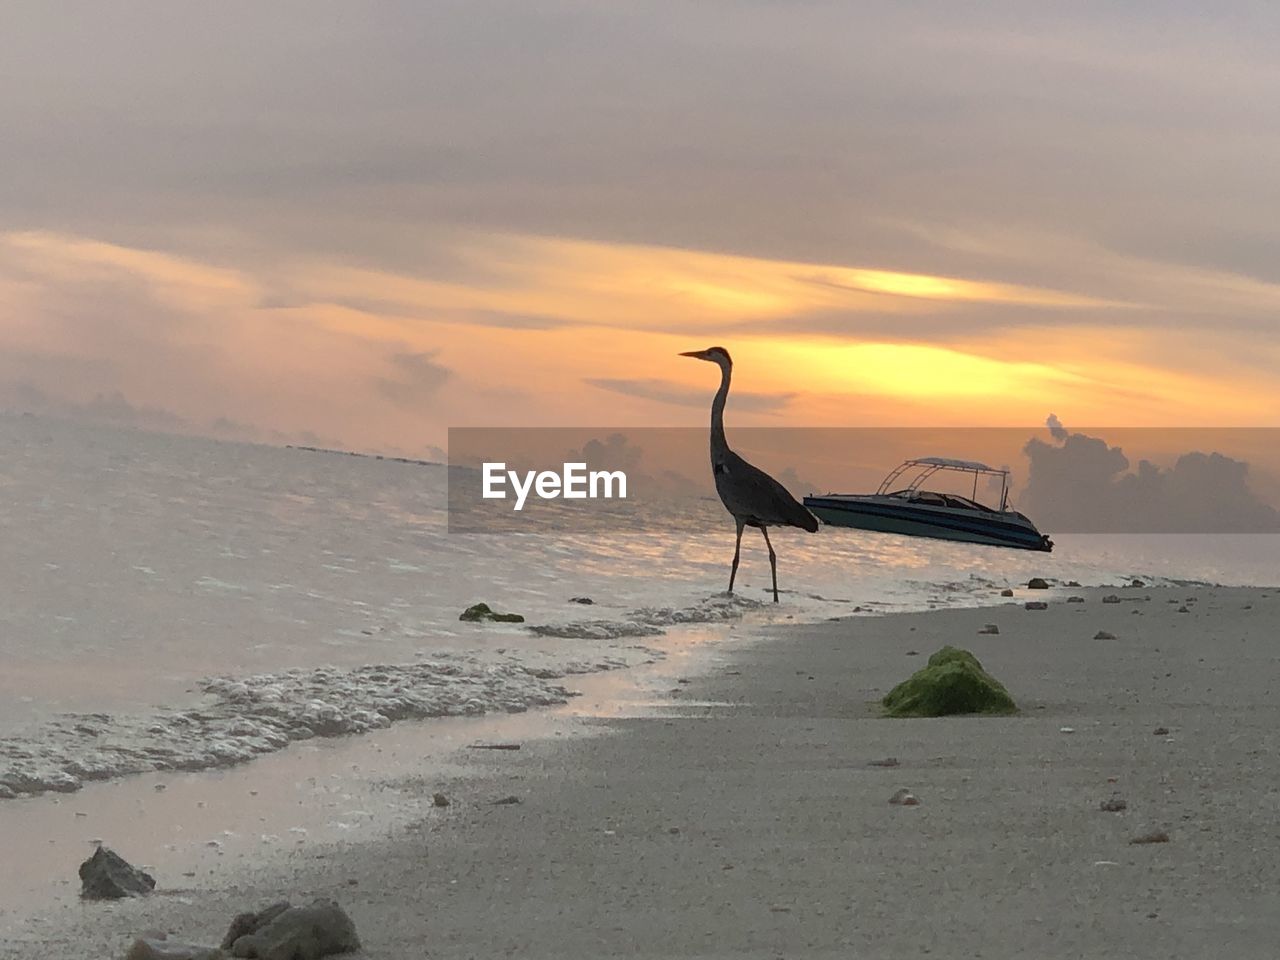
[{"left": 5, "top": 585, "right": 1280, "bottom": 959}]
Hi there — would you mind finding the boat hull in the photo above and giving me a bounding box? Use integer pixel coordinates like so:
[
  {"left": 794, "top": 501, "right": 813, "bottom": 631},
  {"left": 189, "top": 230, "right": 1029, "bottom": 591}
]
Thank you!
[{"left": 804, "top": 495, "right": 1053, "bottom": 552}]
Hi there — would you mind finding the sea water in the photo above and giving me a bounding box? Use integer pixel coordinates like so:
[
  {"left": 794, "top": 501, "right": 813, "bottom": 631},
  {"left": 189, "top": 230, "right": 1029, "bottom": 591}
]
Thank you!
[{"left": 2, "top": 412, "right": 1278, "bottom": 799}]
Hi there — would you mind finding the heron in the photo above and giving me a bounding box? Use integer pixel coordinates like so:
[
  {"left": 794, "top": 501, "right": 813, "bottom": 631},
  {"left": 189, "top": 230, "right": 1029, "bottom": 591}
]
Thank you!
[{"left": 680, "top": 346, "right": 818, "bottom": 602}]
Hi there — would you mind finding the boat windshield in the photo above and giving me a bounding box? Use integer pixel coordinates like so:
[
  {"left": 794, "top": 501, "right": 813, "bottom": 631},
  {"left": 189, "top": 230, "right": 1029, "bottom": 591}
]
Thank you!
[{"left": 884, "top": 489, "right": 998, "bottom": 513}]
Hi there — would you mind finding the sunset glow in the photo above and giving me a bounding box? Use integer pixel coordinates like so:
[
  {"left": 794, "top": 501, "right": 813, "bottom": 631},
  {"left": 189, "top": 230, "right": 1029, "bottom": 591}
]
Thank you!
[
  {"left": 3, "top": 223, "right": 1279, "bottom": 451},
  {"left": 2, "top": 3, "right": 1278, "bottom": 454}
]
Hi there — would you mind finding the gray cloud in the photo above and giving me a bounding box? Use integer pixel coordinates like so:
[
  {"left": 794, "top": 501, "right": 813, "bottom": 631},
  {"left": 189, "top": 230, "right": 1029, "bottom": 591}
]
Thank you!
[
  {"left": 0, "top": 382, "right": 187, "bottom": 432},
  {"left": 1022, "top": 422, "right": 1280, "bottom": 533},
  {"left": 333, "top": 300, "right": 571, "bottom": 331},
  {"left": 209, "top": 416, "right": 264, "bottom": 441},
  {"left": 375, "top": 351, "right": 453, "bottom": 408},
  {"left": 4, "top": 2, "right": 1279, "bottom": 304},
  {"left": 586, "top": 378, "right": 796, "bottom": 414}
]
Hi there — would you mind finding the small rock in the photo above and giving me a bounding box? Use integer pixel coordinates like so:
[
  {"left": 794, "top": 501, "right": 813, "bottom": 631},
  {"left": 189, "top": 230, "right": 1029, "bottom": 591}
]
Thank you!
[
  {"left": 223, "top": 899, "right": 360, "bottom": 959},
  {"left": 1059, "top": 726, "right": 1075, "bottom": 734},
  {"left": 1065, "top": 580, "right": 1082, "bottom": 587},
  {"left": 1130, "top": 579, "right": 1145, "bottom": 588},
  {"left": 867, "top": 757, "right": 899, "bottom": 768},
  {"left": 222, "top": 902, "right": 291, "bottom": 950},
  {"left": 888, "top": 788, "right": 919, "bottom": 806},
  {"left": 999, "top": 588, "right": 1015, "bottom": 597},
  {"left": 1093, "top": 630, "right": 1116, "bottom": 640},
  {"left": 1066, "top": 596, "right": 1085, "bottom": 603},
  {"left": 1024, "top": 601, "right": 1048, "bottom": 610},
  {"left": 1101, "top": 594, "right": 1121, "bottom": 603},
  {"left": 78, "top": 846, "right": 156, "bottom": 900},
  {"left": 1027, "top": 577, "right": 1050, "bottom": 589},
  {"left": 978, "top": 623, "right": 1000, "bottom": 635},
  {"left": 569, "top": 596, "right": 594, "bottom": 605},
  {"left": 1152, "top": 726, "right": 1169, "bottom": 736},
  {"left": 491, "top": 795, "right": 522, "bottom": 805},
  {"left": 432, "top": 792, "right": 450, "bottom": 808},
  {"left": 1100, "top": 796, "right": 1128, "bottom": 812},
  {"left": 1130, "top": 829, "right": 1170, "bottom": 845},
  {"left": 905, "top": 650, "right": 919, "bottom": 656},
  {"left": 458, "top": 602, "right": 525, "bottom": 623},
  {"left": 1177, "top": 606, "right": 1190, "bottom": 613},
  {"left": 126, "top": 937, "right": 223, "bottom": 960}
]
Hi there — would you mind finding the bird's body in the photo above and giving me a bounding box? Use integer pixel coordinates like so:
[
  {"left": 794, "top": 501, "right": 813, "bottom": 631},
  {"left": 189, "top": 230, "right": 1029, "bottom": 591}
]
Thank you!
[{"left": 681, "top": 346, "right": 817, "bottom": 601}]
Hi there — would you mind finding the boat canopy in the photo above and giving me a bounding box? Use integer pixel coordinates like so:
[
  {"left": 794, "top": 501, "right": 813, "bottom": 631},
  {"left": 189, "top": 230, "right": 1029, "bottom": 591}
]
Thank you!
[
  {"left": 878, "top": 457, "right": 1011, "bottom": 510},
  {"left": 912, "top": 456, "right": 997, "bottom": 472}
]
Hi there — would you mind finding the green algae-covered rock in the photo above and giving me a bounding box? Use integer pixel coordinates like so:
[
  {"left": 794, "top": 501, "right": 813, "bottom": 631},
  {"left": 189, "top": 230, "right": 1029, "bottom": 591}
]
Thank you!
[
  {"left": 459, "top": 602, "right": 525, "bottom": 624},
  {"left": 882, "top": 645, "right": 1017, "bottom": 717}
]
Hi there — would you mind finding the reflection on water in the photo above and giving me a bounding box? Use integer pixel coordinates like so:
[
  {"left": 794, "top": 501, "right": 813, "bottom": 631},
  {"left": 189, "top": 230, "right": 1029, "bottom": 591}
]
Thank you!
[{"left": 4, "top": 413, "right": 1280, "bottom": 732}]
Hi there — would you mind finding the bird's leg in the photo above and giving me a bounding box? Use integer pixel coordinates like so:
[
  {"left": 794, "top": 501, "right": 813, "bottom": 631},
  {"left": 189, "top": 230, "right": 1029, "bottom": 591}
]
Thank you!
[
  {"left": 761, "top": 526, "right": 778, "bottom": 602},
  {"left": 728, "top": 520, "right": 744, "bottom": 593}
]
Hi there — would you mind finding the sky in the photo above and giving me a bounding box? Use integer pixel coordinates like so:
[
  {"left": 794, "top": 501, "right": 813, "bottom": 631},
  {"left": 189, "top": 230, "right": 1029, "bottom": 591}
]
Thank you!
[{"left": 3, "top": 1, "right": 1280, "bottom": 455}]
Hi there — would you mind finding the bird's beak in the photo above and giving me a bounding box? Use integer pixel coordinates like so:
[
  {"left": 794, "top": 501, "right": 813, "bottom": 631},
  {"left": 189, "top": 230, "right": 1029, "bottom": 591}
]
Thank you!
[{"left": 679, "top": 350, "right": 708, "bottom": 360}]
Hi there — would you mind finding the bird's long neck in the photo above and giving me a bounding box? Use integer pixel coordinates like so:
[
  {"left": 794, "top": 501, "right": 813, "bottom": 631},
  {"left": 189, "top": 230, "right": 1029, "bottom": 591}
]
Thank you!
[{"left": 710, "top": 362, "right": 731, "bottom": 460}]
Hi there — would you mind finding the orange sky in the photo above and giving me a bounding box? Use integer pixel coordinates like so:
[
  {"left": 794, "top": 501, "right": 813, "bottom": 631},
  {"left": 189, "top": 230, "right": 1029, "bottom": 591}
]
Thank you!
[
  {"left": 3, "top": 5, "right": 1280, "bottom": 454},
  {"left": 2, "top": 227, "right": 1278, "bottom": 454}
]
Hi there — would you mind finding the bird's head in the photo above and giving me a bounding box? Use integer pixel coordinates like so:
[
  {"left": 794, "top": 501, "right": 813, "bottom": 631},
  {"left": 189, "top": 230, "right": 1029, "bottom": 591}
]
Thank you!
[{"left": 678, "top": 346, "right": 733, "bottom": 368}]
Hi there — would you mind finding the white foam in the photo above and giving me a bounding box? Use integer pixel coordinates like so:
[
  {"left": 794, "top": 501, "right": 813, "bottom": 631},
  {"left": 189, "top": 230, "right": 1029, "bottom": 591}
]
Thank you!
[
  {"left": 0, "top": 651, "right": 647, "bottom": 800},
  {"left": 530, "top": 592, "right": 761, "bottom": 638}
]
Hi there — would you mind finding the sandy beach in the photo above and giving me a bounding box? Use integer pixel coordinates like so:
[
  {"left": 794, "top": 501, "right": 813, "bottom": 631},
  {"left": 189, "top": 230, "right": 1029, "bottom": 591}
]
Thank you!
[{"left": 4, "top": 583, "right": 1278, "bottom": 959}]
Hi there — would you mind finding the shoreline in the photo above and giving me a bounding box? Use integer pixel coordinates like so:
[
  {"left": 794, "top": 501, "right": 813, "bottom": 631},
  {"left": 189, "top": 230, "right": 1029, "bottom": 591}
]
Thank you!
[
  {"left": 0, "top": 574, "right": 1197, "bottom": 803},
  {"left": 0, "top": 617, "right": 742, "bottom": 934},
  {"left": 6, "top": 583, "right": 1279, "bottom": 957}
]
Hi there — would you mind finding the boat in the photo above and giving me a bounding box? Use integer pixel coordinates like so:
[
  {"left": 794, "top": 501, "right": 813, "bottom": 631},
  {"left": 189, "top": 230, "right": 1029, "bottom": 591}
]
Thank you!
[{"left": 803, "top": 457, "right": 1053, "bottom": 552}]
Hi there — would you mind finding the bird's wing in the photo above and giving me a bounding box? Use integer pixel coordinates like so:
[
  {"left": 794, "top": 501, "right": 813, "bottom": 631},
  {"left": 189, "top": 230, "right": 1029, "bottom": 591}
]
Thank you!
[{"left": 719, "top": 451, "right": 819, "bottom": 532}]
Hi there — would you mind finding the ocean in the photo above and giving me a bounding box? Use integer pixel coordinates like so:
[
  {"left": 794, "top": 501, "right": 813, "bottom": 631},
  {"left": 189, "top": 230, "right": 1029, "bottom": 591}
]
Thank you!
[{"left": 3, "top": 412, "right": 1279, "bottom": 799}]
